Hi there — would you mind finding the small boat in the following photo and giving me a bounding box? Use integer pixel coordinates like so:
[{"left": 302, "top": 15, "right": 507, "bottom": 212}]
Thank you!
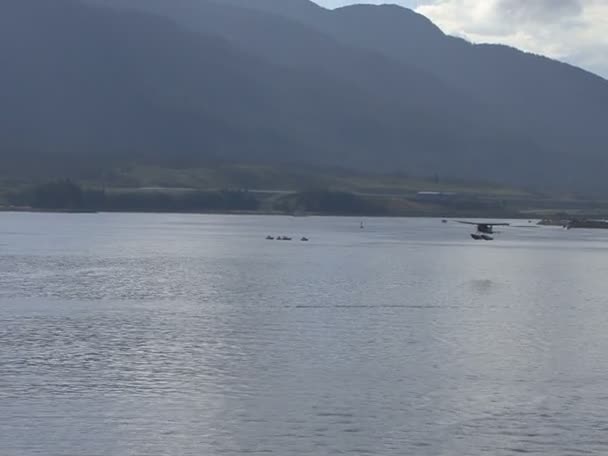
[
  {"left": 266, "top": 235, "right": 274, "bottom": 240},
  {"left": 301, "top": 237, "right": 309, "bottom": 242}
]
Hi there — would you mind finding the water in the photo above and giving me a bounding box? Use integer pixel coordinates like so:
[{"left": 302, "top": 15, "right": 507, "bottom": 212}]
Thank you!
[{"left": 2, "top": 212, "right": 608, "bottom": 455}]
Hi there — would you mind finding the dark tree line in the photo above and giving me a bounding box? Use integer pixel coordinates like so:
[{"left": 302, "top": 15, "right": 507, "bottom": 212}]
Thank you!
[
  {"left": 9, "top": 181, "right": 394, "bottom": 215},
  {"left": 9, "top": 180, "right": 260, "bottom": 212},
  {"left": 8, "top": 179, "right": 100, "bottom": 210}
]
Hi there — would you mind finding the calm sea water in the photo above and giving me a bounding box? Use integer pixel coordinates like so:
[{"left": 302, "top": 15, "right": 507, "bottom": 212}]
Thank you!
[{"left": 2, "top": 212, "right": 608, "bottom": 455}]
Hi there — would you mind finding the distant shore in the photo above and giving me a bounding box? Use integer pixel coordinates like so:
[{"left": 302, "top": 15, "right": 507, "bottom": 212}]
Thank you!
[
  {"left": 0, "top": 205, "right": 548, "bottom": 220},
  {"left": 4, "top": 175, "right": 608, "bottom": 221}
]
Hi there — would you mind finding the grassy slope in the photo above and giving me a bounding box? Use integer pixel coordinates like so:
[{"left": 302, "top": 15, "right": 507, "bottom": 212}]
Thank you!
[{"left": 94, "top": 164, "right": 532, "bottom": 197}]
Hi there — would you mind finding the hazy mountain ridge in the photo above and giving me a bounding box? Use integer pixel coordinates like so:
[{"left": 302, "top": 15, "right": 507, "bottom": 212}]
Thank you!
[
  {"left": 216, "top": 1, "right": 608, "bottom": 146},
  {"left": 2, "top": 0, "right": 608, "bottom": 193}
]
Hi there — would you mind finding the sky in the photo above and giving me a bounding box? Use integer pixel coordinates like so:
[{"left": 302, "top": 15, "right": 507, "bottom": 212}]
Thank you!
[{"left": 317, "top": 0, "right": 608, "bottom": 78}]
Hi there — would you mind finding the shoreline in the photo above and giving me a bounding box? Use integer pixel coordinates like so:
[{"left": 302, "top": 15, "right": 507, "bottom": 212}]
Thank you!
[{"left": 0, "top": 206, "right": 535, "bottom": 219}]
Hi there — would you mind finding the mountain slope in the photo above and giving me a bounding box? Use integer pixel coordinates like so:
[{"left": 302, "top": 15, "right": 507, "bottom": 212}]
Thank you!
[
  {"left": 2, "top": 0, "right": 552, "bottom": 186},
  {"left": 324, "top": 4, "right": 608, "bottom": 153},
  {"left": 212, "top": 0, "right": 608, "bottom": 190},
  {"left": 84, "top": 0, "right": 476, "bottom": 120},
  {"left": 81, "top": 0, "right": 553, "bottom": 186},
  {"left": 2, "top": 0, "right": 608, "bottom": 193},
  {"left": 0, "top": 0, "right": 434, "bottom": 171},
  {"left": 0, "top": 0, "right": 291, "bottom": 167}
]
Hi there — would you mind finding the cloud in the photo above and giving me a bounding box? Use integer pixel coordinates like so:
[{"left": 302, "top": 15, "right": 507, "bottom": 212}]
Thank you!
[
  {"left": 495, "top": 0, "right": 583, "bottom": 23},
  {"left": 415, "top": 0, "right": 608, "bottom": 77}
]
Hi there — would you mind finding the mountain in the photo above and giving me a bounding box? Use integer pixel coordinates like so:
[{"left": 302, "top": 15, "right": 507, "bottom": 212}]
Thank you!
[
  {"left": 2, "top": 0, "right": 444, "bottom": 173},
  {"left": 1, "top": 0, "right": 608, "bottom": 193},
  {"left": 221, "top": 0, "right": 608, "bottom": 186},
  {"left": 0, "top": 0, "right": 295, "bottom": 171}
]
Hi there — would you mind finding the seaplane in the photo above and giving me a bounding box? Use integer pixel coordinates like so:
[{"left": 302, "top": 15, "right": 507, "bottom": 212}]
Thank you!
[{"left": 456, "top": 221, "right": 510, "bottom": 241}]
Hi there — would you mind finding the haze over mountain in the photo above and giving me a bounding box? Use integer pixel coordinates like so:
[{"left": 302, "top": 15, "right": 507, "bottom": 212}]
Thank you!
[{"left": 2, "top": 0, "right": 608, "bottom": 193}]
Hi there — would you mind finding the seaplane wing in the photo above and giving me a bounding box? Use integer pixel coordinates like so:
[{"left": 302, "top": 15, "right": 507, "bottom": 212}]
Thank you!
[{"left": 456, "top": 221, "right": 510, "bottom": 226}]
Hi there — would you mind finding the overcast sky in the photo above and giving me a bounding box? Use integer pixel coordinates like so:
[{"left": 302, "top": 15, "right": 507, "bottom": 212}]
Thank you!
[{"left": 317, "top": 0, "right": 608, "bottom": 79}]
